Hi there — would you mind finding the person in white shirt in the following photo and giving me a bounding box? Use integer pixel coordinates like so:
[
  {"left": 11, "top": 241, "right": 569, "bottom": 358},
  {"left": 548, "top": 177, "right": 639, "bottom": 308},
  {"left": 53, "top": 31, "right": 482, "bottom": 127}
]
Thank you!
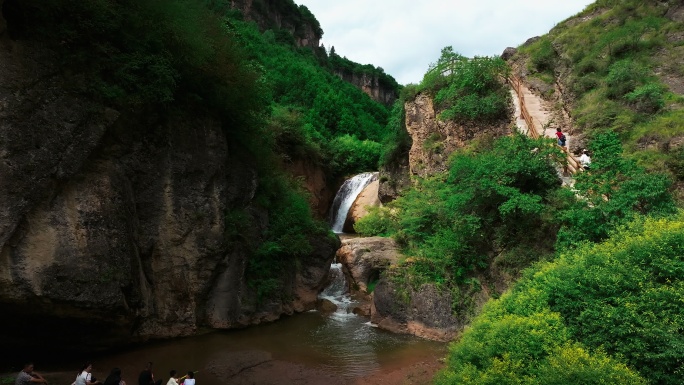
[
  {"left": 165, "top": 371, "right": 178, "bottom": 385},
  {"left": 181, "top": 372, "right": 194, "bottom": 385},
  {"left": 579, "top": 149, "right": 591, "bottom": 170},
  {"left": 75, "top": 364, "right": 100, "bottom": 385}
]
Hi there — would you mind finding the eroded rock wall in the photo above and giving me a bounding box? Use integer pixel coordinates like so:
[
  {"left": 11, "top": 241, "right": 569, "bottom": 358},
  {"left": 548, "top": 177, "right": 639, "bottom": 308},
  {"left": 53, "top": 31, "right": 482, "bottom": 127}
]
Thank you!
[
  {"left": 230, "top": 0, "right": 321, "bottom": 50},
  {"left": 0, "top": 12, "right": 336, "bottom": 357},
  {"left": 405, "top": 94, "right": 511, "bottom": 178},
  {"left": 333, "top": 70, "right": 397, "bottom": 105}
]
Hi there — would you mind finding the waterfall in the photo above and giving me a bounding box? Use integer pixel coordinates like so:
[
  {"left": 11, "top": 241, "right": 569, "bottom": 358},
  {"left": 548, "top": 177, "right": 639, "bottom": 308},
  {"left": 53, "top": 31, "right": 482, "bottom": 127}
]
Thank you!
[
  {"left": 319, "top": 262, "right": 355, "bottom": 318},
  {"left": 329, "top": 172, "right": 377, "bottom": 233}
]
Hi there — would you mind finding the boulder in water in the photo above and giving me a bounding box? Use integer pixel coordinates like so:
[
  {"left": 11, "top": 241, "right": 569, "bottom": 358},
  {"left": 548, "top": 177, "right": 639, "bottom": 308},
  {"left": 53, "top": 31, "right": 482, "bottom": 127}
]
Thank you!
[
  {"left": 335, "top": 236, "right": 399, "bottom": 294},
  {"left": 316, "top": 298, "right": 338, "bottom": 314}
]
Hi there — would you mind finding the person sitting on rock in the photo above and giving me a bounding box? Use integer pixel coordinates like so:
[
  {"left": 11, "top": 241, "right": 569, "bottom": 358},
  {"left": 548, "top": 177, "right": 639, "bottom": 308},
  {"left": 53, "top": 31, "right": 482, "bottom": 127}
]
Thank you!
[
  {"left": 165, "top": 370, "right": 178, "bottom": 385},
  {"left": 103, "top": 368, "right": 126, "bottom": 385},
  {"left": 75, "top": 363, "right": 100, "bottom": 385},
  {"left": 180, "top": 371, "right": 194, "bottom": 385},
  {"left": 15, "top": 362, "right": 48, "bottom": 385},
  {"left": 137, "top": 362, "right": 162, "bottom": 385}
]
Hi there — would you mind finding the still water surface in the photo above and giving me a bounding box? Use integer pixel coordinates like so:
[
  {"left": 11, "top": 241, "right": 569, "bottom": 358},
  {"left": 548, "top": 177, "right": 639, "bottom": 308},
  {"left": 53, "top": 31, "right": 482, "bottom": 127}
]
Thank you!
[{"left": 41, "top": 311, "right": 444, "bottom": 384}]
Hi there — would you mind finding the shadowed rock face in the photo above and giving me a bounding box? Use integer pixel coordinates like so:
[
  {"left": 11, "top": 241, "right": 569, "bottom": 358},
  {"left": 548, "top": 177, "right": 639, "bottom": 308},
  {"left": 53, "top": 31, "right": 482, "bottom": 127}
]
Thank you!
[
  {"left": 0, "top": 10, "right": 336, "bottom": 358},
  {"left": 372, "top": 280, "right": 460, "bottom": 342}
]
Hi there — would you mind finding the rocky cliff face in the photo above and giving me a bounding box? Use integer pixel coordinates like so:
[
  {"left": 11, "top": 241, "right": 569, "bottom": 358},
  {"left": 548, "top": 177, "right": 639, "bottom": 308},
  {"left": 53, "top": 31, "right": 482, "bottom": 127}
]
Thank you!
[
  {"left": 379, "top": 93, "right": 510, "bottom": 199},
  {"left": 230, "top": 0, "right": 321, "bottom": 50},
  {"left": 0, "top": 8, "right": 336, "bottom": 358},
  {"left": 333, "top": 70, "right": 397, "bottom": 105},
  {"left": 405, "top": 94, "right": 511, "bottom": 178},
  {"left": 281, "top": 158, "right": 335, "bottom": 219}
]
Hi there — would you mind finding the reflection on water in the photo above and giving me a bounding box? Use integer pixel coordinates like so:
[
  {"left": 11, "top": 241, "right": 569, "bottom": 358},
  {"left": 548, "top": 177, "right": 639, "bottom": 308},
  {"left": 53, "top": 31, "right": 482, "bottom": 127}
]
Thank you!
[
  {"left": 26, "top": 260, "right": 445, "bottom": 384},
  {"left": 41, "top": 311, "right": 444, "bottom": 385}
]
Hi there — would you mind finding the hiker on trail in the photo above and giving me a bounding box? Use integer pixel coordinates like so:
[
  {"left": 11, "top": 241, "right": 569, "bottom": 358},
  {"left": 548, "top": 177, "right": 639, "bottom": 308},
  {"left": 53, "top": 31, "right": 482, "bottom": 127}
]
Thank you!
[
  {"left": 75, "top": 363, "right": 100, "bottom": 385},
  {"left": 102, "top": 368, "right": 126, "bottom": 385},
  {"left": 15, "top": 362, "right": 48, "bottom": 385},
  {"left": 556, "top": 128, "right": 567, "bottom": 147},
  {"left": 580, "top": 149, "right": 592, "bottom": 170},
  {"left": 165, "top": 370, "right": 178, "bottom": 385},
  {"left": 180, "top": 372, "right": 195, "bottom": 385},
  {"left": 137, "top": 362, "right": 162, "bottom": 385}
]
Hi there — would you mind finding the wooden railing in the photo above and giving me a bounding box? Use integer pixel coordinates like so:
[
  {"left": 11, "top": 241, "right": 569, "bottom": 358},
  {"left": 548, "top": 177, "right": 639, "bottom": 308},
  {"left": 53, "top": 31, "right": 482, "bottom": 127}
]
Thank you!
[
  {"left": 509, "top": 76, "right": 540, "bottom": 139},
  {"left": 508, "top": 76, "right": 583, "bottom": 174}
]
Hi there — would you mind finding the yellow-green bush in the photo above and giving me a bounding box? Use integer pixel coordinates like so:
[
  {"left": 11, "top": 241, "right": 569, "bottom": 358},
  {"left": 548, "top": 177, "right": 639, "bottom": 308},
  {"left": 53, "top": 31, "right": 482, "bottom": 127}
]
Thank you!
[{"left": 438, "top": 214, "right": 684, "bottom": 384}]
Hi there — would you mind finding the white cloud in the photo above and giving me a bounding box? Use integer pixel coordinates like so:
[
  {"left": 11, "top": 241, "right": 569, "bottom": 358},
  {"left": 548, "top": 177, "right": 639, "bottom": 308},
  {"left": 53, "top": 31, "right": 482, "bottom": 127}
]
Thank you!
[{"left": 297, "top": 0, "right": 594, "bottom": 84}]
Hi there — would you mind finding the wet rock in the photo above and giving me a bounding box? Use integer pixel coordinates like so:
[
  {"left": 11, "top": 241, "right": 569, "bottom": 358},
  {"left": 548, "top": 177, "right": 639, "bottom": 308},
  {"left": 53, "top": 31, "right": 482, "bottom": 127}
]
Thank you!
[
  {"left": 316, "top": 298, "right": 337, "bottom": 315},
  {"left": 336, "top": 237, "right": 400, "bottom": 294},
  {"left": 343, "top": 178, "right": 381, "bottom": 233},
  {"left": 352, "top": 303, "right": 371, "bottom": 317},
  {"left": 371, "top": 279, "right": 459, "bottom": 342}
]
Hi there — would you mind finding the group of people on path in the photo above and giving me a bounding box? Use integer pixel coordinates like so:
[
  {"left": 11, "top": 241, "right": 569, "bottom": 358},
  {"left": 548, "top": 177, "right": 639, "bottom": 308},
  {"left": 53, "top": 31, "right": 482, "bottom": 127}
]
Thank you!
[
  {"left": 556, "top": 128, "right": 591, "bottom": 170},
  {"left": 14, "top": 362, "right": 196, "bottom": 385}
]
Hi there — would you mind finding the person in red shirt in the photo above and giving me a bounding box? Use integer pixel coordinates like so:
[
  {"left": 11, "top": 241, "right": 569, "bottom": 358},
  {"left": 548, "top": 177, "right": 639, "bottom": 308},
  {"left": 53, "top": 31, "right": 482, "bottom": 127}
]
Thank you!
[{"left": 555, "top": 128, "right": 566, "bottom": 147}]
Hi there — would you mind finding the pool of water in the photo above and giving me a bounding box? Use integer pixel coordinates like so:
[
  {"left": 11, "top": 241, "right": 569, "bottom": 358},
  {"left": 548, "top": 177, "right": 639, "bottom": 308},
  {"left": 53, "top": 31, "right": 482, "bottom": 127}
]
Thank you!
[
  {"left": 31, "top": 310, "right": 444, "bottom": 385},
  {"left": 6, "top": 260, "right": 446, "bottom": 384}
]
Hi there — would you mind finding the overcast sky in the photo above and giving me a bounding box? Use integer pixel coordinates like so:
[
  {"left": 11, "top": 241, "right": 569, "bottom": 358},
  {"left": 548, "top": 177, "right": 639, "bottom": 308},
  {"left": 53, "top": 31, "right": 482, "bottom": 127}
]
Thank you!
[{"left": 296, "top": 0, "right": 595, "bottom": 85}]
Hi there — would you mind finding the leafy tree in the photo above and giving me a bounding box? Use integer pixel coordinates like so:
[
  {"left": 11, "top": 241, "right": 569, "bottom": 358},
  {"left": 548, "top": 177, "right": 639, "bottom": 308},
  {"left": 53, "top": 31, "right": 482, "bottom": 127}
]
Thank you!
[
  {"left": 556, "top": 131, "right": 675, "bottom": 249},
  {"left": 418, "top": 46, "right": 510, "bottom": 123}
]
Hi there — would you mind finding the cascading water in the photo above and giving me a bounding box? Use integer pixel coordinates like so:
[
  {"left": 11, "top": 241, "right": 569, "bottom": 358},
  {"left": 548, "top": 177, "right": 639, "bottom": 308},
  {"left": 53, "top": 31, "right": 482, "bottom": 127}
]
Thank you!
[
  {"left": 329, "top": 172, "right": 377, "bottom": 233},
  {"left": 318, "top": 262, "right": 356, "bottom": 318}
]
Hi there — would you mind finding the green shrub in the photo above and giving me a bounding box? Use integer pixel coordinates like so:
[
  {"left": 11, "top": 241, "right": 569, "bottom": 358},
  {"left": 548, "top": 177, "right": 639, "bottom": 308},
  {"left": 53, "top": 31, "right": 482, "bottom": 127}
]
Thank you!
[
  {"left": 354, "top": 206, "right": 396, "bottom": 236},
  {"left": 666, "top": 146, "right": 684, "bottom": 181},
  {"left": 541, "top": 216, "right": 684, "bottom": 384},
  {"left": 416, "top": 47, "right": 510, "bottom": 123},
  {"left": 387, "top": 134, "right": 562, "bottom": 287},
  {"left": 605, "top": 59, "right": 647, "bottom": 99},
  {"left": 624, "top": 83, "right": 665, "bottom": 113},
  {"left": 557, "top": 132, "right": 675, "bottom": 249},
  {"left": 326, "top": 135, "right": 382, "bottom": 177},
  {"left": 529, "top": 37, "right": 557, "bottom": 73},
  {"left": 439, "top": 214, "right": 684, "bottom": 384},
  {"left": 247, "top": 173, "right": 330, "bottom": 301},
  {"left": 380, "top": 101, "right": 412, "bottom": 167}
]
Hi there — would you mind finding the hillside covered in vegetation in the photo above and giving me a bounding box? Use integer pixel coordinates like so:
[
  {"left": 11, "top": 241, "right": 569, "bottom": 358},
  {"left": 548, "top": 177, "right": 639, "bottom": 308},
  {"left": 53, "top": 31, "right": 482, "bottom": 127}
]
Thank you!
[
  {"left": 357, "top": 0, "right": 683, "bottom": 383},
  {"left": 513, "top": 0, "right": 684, "bottom": 195}
]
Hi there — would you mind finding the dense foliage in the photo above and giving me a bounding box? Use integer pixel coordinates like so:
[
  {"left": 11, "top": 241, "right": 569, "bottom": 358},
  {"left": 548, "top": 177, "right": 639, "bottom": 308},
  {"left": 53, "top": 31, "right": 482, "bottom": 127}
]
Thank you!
[
  {"left": 436, "top": 214, "right": 684, "bottom": 384},
  {"left": 3, "top": 0, "right": 395, "bottom": 299},
  {"left": 556, "top": 131, "right": 676, "bottom": 248},
  {"left": 516, "top": 0, "right": 684, "bottom": 180},
  {"left": 359, "top": 130, "right": 676, "bottom": 383},
  {"left": 328, "top": 47, "right": 400, "bottom": 92},
  {"left": 358, "top": 134, "right": 565, "bottom": 287},
  {"left": 403, "top": 46, "right": 511, "bottom": 123},
  {"left": 220, "top": 9, "right": 398, "bottom": 178}
]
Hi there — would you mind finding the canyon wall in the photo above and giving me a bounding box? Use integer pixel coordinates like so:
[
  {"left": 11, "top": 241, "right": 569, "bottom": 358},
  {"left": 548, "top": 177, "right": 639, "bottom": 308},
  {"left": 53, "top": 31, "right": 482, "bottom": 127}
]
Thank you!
[{"left": 0, "top": 6, "right": 336, "bottom": 358}]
